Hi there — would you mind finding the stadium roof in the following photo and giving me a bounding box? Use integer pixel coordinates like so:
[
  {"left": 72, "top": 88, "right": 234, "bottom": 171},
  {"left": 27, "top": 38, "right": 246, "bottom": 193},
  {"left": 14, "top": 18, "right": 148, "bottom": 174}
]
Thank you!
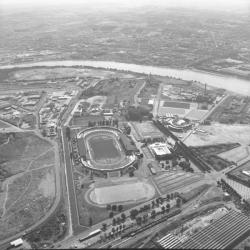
[
  {"left": 120, "top": 134, "right": 137, "bottom": 152},
  {"left": 77, "top": 137, "right": 86, "bottom": 157}
]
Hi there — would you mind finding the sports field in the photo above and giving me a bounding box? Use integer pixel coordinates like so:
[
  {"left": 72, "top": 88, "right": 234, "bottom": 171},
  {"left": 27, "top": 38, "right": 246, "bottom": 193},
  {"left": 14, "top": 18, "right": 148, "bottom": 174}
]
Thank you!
[
  {"left": 88, "top": 135, "right": 121, "bottom": 163},
  {"left": 163, "top": 101, "right": 190, "bottom": 109},
  {"left": 158, "top": 106, "right": 187, "bottom": 116},
  {"left": 131, "top": 121, "right": 164, "bottom": 141},
  {"left": 185, "top": 109, "right": 208, "bottom": 120},
  {"left": 88, "top": 181, "right": 155, "bottom": 205}
]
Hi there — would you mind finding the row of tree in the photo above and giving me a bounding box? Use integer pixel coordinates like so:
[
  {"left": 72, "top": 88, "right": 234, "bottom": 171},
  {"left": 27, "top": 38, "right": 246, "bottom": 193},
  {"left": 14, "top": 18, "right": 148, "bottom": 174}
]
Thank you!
[{"left": 106, "top": 204, "right": 123, "bottom": 212}]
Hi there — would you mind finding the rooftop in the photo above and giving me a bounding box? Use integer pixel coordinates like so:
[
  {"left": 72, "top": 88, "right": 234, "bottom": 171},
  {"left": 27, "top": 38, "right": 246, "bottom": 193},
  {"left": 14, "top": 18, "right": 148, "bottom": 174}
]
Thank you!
[{"left": 150, "top": 142, "right": 171, "bottom": 156}]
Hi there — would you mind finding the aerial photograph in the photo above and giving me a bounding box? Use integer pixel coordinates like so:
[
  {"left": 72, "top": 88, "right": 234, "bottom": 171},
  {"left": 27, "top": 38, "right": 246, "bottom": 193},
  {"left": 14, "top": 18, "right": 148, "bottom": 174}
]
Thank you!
[{"left": 0, "top": 0, "right": 250, "bottom": 249}]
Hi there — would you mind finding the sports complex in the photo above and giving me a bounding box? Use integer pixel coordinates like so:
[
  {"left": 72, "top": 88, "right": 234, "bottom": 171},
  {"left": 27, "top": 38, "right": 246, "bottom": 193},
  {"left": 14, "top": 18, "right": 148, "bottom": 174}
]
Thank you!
[{"left": 77, "top": 126, "right": 138, "bottom": 177}]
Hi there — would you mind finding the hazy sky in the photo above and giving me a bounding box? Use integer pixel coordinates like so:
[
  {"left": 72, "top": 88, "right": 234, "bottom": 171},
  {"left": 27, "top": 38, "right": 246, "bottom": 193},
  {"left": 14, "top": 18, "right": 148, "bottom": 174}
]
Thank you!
[{"left": 1, "top": 0, "right": 249, "bottom": 13}]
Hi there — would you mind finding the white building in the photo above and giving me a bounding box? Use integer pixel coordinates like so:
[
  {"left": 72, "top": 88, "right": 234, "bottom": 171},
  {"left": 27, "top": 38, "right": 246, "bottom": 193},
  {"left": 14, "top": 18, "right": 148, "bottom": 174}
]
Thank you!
[
  {"left": 149, "top": 142, "right": 172, "bottom": 160},
  {"left": 10, "top": 238, "right": 23, "bottom": 247}
]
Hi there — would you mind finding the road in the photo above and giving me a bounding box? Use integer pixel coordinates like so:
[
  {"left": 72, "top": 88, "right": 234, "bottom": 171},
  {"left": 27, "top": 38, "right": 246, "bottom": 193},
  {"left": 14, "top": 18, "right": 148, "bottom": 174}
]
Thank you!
[
  {"left": 134, "top": 80, "right": 146, "bottom": 107},
  {"left": 152, "top": 83, "right": 163, "bottom": 117}
]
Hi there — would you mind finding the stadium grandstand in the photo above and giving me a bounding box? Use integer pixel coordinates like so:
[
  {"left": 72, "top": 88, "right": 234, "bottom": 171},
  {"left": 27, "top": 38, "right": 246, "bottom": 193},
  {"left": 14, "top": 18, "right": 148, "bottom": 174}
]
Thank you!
[{"left": 119, "top": 134, "right": 138, "bottom": 155}]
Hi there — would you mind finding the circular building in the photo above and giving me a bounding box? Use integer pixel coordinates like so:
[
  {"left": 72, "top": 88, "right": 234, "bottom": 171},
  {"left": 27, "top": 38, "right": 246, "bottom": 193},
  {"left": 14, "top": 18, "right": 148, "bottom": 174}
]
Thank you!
[
  {"left": 77, "top": 126, "right": 137, "bottom": 177},
  {"left": 161, "top": 117, "right": 192, "bottom": 132}
]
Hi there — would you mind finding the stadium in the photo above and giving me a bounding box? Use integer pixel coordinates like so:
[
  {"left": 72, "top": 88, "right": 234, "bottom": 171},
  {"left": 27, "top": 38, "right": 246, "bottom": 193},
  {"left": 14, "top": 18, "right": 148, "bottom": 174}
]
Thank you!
[
  {"left": 159, "top": 116, "right": 193, "bottom": 132},
  {"left": 77, "top": 126, "right": 138, "bottom": 177}
]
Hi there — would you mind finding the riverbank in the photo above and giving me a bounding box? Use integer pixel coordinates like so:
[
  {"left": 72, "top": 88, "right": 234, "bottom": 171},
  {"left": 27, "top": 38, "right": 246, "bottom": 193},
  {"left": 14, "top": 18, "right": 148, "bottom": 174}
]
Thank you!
[
  {"left": 0, "top": 60, "right": 249, "bottom": 95},
  {"left": 192, "top": 66, "right": 250, "bottom": 81}
]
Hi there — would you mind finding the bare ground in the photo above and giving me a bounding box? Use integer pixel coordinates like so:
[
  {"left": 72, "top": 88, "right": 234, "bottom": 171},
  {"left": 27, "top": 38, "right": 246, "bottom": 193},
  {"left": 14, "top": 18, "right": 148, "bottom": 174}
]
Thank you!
[{"left": 185, "top": 123, "right": 250, "bottom": 146}]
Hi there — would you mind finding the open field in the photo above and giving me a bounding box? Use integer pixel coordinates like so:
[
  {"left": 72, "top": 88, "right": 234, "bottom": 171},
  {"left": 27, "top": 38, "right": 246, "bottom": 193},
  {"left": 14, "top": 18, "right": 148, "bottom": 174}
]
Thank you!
[
  {"left": 185, "top": 123, "right": 250, "bottom": 146},
  {"left": 199, "top": 186, "right": 225, "bottom": 205},
  {"left": 207, "top": 95, "right": 250, "bottom": 124},
  {"left": 190, "top": 143, "right": 239, "bottom": 171},
  {"left": 86, "top": 95, "right": 107, "bottom": 108},
  {"left": 185, "top": 109, "right": 208, "bottom": 120},
  {"left": 1, "top": 159, "right": 31, "bottom": 175},
  {"left": 0, "top": 167, "right": 56, "bottom": 240},
  {"left": 0, "top": 132, "right": 51, "bottom": 161},
  {"left": 0, "top": 120, "right": 10, "bottom": 128},
  {"left": 88, "top": 181, "right": 155, "bottom": 205},
  {"left": 153, "top": 171, "right": 205, "bottom": 194},
  {"left": 189, "top": 143, "right": 240, "bottom": 156},
  {"left": 158, "top": 106, "right": 187, "bottom": 116},
  {"left": 30, "top": 149, "right": 55, "bottom": 170},
  {"left": 5, "top": 172, "right": 32, "bottom": 210},
  {"left": 163, "top": 101, "right": 190, "bottom": 109},
  {"left": 83, "top": 77, "right": 145, "bottom": 106},
  {"left": 0, "top": 132, "right": 56, "bottom": 240},
  {"left": 227, "top": 161, "right": 250, "bottom": 188},
  {"left": 219, "top": 146, "right": 250, "bottom": 163}
]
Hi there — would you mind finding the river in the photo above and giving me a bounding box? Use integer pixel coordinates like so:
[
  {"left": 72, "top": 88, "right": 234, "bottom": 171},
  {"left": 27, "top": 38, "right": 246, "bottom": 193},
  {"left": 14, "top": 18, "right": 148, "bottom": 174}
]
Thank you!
[{"left": 1, "top": 60, "right": 250, "bottom": 95}]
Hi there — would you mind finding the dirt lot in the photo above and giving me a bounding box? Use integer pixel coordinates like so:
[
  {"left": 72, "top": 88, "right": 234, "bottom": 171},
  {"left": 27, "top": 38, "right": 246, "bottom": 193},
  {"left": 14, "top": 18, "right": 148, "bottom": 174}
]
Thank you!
[
  {"left": 219, "top": 146, "right": 250, "bottom": 163},
  {"left": 0, "top": 132, "right": 56, "bottom": 240},
  {"left": 185, "top": 123, "right": 250, "bottom": 146}
]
